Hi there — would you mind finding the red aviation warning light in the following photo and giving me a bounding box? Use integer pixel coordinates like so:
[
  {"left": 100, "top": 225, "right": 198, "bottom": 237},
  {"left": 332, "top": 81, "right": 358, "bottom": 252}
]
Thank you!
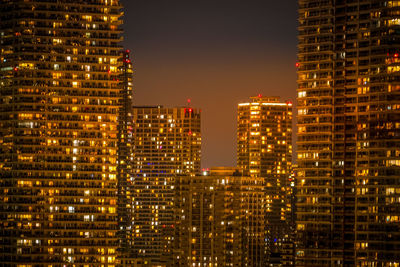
[
  {"left": 123, "top": 49, "right": 132, "bottom": 63},
  {"left": 258, "top": 94, "right": 262, "bottom": 98},
  {"left": 295, "top": 62, "right": 300, "bottom": 68}
]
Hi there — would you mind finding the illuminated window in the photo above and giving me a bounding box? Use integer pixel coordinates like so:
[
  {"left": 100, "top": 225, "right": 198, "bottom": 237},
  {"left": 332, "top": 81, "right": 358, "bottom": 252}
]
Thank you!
[
  {"left": 298, "top": 91, "right": 306, "bottom": 98},
  {"left": 52, "top": 38, "right": 62, "bottom": 45}
]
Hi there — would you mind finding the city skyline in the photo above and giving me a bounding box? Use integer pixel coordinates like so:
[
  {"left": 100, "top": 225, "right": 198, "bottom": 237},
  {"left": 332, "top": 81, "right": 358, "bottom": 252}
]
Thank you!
[
  {"left": 2, "top": 1, "right": 400, "bottom": 266},
  {"left": 121, "top": 0, "right": 298, "bottom": 168}
]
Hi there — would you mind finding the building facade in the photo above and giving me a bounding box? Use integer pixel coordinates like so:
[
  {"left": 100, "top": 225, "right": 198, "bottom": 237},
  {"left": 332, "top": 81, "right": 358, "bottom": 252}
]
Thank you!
[
  {"left": 0, "top": 0, "right": 124, "bottom": 265},
  {"left": 297, "top": 0, "right": 400, "bottom": 266},
  {"left": 237, "top": 96, "right": 294, "bottom": 266},
  {"left": 173, "top": 167, "right": 265, "bottom": 267},
  {"left": 117, "top": 50, "right": 134, "bottom": 264},
  {"left": 131, "top": 106, "right": 201, "bottom": 265}
]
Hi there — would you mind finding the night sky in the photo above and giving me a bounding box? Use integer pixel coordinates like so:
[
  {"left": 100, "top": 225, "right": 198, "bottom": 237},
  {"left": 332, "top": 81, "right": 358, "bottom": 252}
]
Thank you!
[{"left": 121, "top": 0, "right": 298, "bottom": 168}]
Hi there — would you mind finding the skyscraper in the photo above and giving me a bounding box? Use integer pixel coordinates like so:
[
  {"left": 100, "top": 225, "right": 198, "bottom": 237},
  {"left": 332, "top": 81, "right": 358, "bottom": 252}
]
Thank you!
[
  {"left": 0, "top": 0, "right": 124, "bottom": 265},
  {"left": 297, "top": 1, "right": 400, "bottom": 265},
  {"left": 237, "top": 96, "right": 294, "bottom": 265},
  {"left": 131, "top": 106, "right": 201, "bottom": 265}
]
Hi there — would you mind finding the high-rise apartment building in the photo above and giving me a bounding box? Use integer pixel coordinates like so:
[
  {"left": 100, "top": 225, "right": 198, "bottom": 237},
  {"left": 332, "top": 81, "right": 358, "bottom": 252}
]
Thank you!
[
  {"left": 131, "top": 106, "right": 201, "bottom": 264},
  {"left": 237, "top": 96, "right": 294, "bottom": 265},
  {"left": 0, "top": 0, "right": 124, "bottom": 265},
  {"left": 297, "top": 1, "right": 400, "bottom": 266},
  {"left": 173, "top": 167, "right": 265, "bottom": 266}
]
